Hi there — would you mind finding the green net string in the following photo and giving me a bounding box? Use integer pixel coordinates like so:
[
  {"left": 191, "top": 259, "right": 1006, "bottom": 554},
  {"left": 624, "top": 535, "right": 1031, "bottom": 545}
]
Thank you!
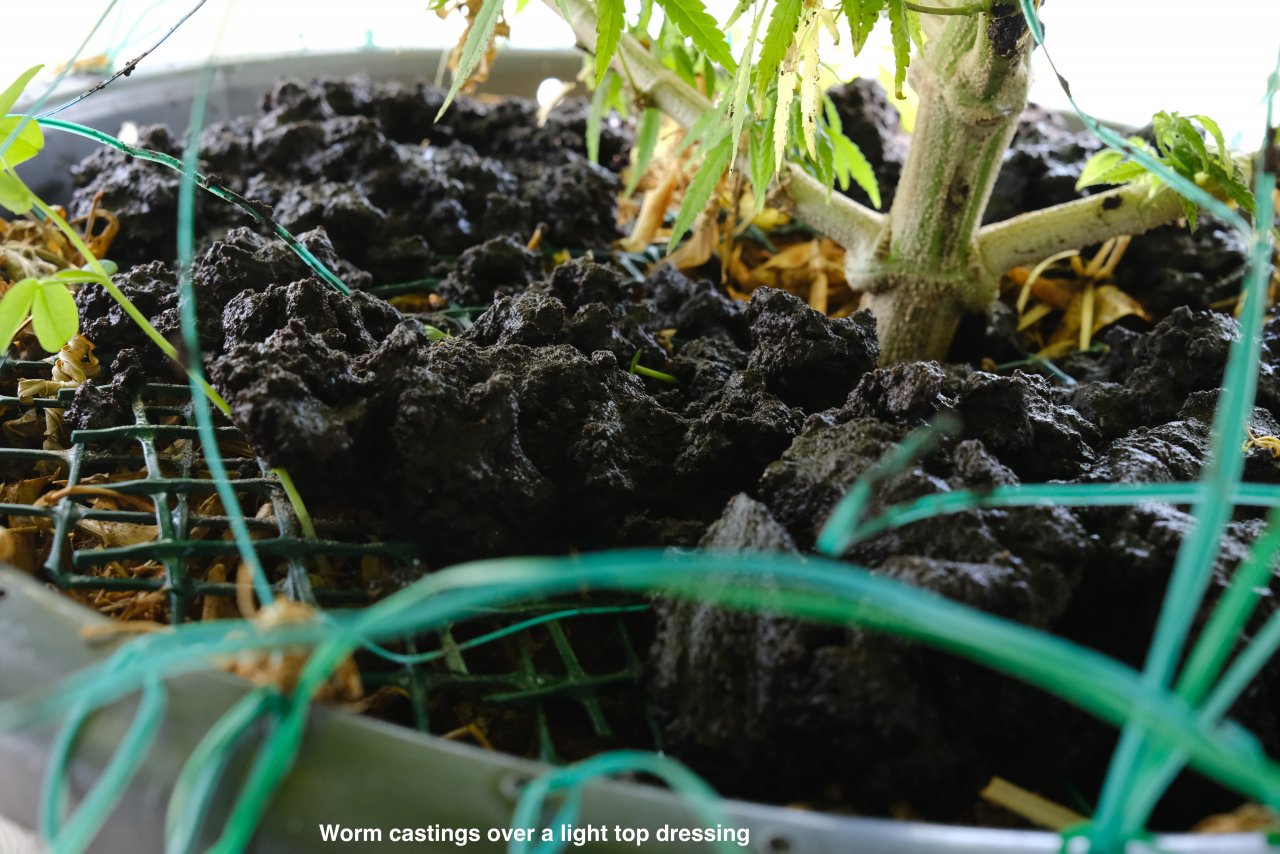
[
  {"left": 1015, "top": 4, "right": 1275, "bottom": 848},
  {"left": 6, "top": 550, "right": 1280, "bottom": 850}
]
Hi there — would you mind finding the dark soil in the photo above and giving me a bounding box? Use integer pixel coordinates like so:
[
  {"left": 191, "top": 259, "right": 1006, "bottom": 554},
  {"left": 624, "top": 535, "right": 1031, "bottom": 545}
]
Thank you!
[{"left": 58, "top": 75, "right": 1280, "bottom": 827}]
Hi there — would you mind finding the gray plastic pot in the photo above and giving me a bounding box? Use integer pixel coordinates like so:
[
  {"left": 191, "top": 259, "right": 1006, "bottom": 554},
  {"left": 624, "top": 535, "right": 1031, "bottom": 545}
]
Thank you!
[
  {"left": 1, "top": 48, "right": 1274, "bottom": 853},
  {"left": 0, "top": 567, "right": 1269, "bottom": 853}
]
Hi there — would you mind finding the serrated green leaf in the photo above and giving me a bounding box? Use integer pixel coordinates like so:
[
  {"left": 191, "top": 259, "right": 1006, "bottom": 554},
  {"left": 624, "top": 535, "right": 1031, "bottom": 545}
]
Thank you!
[
  {"left": 586, "top": 70, "right": 620, "bottom": 164},
  {"left": 832, "top": 132, "right": 880, "bottom": 208},
  {"left": 700, "top": 52, "right": 719, "bottom": 100},
  {"left": 0, "top": 116, "right": 43, "bottom": 168},
  {"left": 822, "top": 93, "right": 844, "bottom": 135},
  {"left": 1092, "top": 161, "right": 1150, "bottom": 187},
  {"left": 843, "top": 0, "right": 883, "bottom": 55},
  {"left": 625, "top": 108, "right": 662, "bottom": 196},
  {"left": 1172, "top": 114, "right": 1212, "bottom": 174},
  {"left": 812, "top": 126, "right": 835, "bottom": 190},
  {"left": 655, "top": 0, "right": 736, "bottom": 72},
  {"left": 595, "top": 0, "right": 625, "bottom": 85},
  {"left": 0, "top": 66, "right": 42, "bottom": 120},
  {"left": 30, "top": 281, "right": 78, "bottom": 352},
  {"left": 0, "top": 171, "right": 33, "bottom": 214},
  {"left": 659, "top": 18, "right": 701, "bottom": 87},
  {"left": 0, "top": 278, "right": 38, "bottom": 352},
  {"left": 886, "top": 0, "right": 911, "bottom": 100},
  {"left": 1077, "top": 136, "right": 1162, "bottom": 190},
  {"left": 675, "top": 96, "right": 730, "bottom": 157},
  {"left": 757, "top": 0, "right": 802, "bottom": 100},
  {"left": 670, "top": 134, "right": 733, "bottom": 249},
  {"left": 905, "top": 9, "right": 924, "bottom": 52},
  {"left": 1180, "top": 195, "right": 1199, "bottom": 232},
  {"left": 436, "top": 0, "right": 507, "bottom": 119},
  {"left": 1076, "top": 150, "right": 1125, "bottom": 190},
  {"left": 748, "top": 118, "right": 776, "bottom": 215},
  {"left": 1192, "top": 114, "right": 1231, "bottom": 173},
  {"left": 725, "top": 0, "right": 754, "bottom": 28},
  {"left": 728, "top": 0, "right": 768, "bottom": 172},
  {"left": 637, "top": 0, "right": 655, "bottom": 31},
  {"left": 1204, "top": 160, "right": 1256, "bottom": 215}
]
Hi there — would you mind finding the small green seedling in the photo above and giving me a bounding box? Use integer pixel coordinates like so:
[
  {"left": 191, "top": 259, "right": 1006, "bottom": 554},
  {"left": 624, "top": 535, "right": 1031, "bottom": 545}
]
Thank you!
[
  {"left": 0, "top": 65, "right": 46, "bottom": 215},
  {"left": 0, "top": 65, "right": 90, "bottom": 354},
  {"left": 0, "top": 263, "right": 116, "bottom": 353},
  {"left": 629, "top": 349, "right": 678, "bottom": 383}
]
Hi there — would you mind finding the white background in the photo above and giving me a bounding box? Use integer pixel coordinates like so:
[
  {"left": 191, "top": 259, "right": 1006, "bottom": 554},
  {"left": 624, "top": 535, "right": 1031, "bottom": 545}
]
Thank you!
[{"left": 2, "top": 0, "right": 1278, "bottom": 144}]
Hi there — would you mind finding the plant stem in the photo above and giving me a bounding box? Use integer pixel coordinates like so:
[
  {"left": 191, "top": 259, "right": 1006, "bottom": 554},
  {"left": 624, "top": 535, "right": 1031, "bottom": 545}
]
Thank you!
[
  {"left": 905, "top": 0, "right": 991, "bottom": 15},
  {"left": 781, "top": 167, "right": 884, "bottom": 255},
  {"left": 848, "top": 9, "right": 1031, "bottom": 362},
  {"left": 24, "top": 185, "right": 231, "bottom": 415},
  {"left": 977, "top": 181, "right": 1186, "bottom": 276},
  {"left": 547, "top": 0, "right": 1192, "bottom": 362}
]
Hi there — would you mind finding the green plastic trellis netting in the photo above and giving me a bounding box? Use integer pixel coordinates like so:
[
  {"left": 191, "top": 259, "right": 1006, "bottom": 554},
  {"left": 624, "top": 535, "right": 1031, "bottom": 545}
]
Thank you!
[{"left": 0, "top": 360, "right": 659, "bottom": 761}]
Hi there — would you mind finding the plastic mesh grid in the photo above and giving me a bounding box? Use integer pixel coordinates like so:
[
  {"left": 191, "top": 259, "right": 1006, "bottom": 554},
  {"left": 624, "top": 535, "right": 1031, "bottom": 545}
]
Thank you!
[{"left": 0, "top": 352, "right": 655, "bottom": 763}]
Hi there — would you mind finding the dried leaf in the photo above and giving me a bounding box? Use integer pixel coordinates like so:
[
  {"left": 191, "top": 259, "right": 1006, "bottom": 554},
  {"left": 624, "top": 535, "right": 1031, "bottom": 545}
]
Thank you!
[
  {"left": 668, "top": 214, "right": 721, "bottom": 269},
  {"left": 773, "top": 69, "right": 797, "bottom": 172},
  {"left": 1193, "top": 804, "right": 1280, "bottom": 834},
  {"left": 799, "top": 31, "right": 821, "bottom": 160}
]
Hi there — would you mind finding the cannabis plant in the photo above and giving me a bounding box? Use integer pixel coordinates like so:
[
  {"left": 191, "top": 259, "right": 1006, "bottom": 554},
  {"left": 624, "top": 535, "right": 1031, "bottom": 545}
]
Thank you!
[{"left": 440, "top": 0, "right": 1259, "bottom": 363}]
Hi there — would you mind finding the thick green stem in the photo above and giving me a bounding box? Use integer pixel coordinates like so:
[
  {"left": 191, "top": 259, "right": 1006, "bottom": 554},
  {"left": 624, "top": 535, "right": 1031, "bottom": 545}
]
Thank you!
[
  {"left": 847, "top": 8, "right": 1030, "bottom": 362},
  {"left": 978, "top": 181, "right": 1188, "bottom": 274}
]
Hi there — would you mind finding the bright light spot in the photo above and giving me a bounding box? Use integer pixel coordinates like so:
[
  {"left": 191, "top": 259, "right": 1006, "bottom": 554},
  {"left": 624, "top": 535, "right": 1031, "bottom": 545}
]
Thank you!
[
  {"left": 536, "top": 78, "right": 564, "bottom": 109},
  {"left": 118, "top": 121, "right": 139, "bottom": 146}
]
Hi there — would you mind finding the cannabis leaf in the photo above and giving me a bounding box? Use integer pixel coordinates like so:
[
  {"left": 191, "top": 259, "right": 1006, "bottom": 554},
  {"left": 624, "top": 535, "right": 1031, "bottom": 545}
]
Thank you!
[
  {"left": 748, "top": 117, "right": 776, "bottom": 216},
  {"left": 843, "top": 0, "right": 883, "bottom": 55},
  {"left": 756, "top": 0, "right": 802, "bottom": 100},
  {"left": 595, "top": 0, "right": 625, "bottom": 84},
  {"left": 586, "top": 69, "right": 622, "bottom": 164},
  {"left": 1077, "top": 112, "right": 1256, "bottom": 231},
  {"left": 625, "top": 107, "right": 662, "bottom": 195},
  {"left": 825, "top": 96, "right": 880, "bottom": 207},
  {"left": 656, "top": 0, "right": 736, "bottom": 73},
  {"left": 773, "top": 69, "right": 798, "bottom": 172},
  {"left": 728, "top": 0, "right": 768, "bottom": 171},
  {"left": 1076, "top": 138, "right": 1156, "bottom": 191},
  {"left": 886, "top": 0, "right": 912, "bottom": 99},
  {"left": 670, "top": 134, "right": 734, "bottom": 248},
  {"left": 437, "top": 0, "right": 507, "bottom": 118}
]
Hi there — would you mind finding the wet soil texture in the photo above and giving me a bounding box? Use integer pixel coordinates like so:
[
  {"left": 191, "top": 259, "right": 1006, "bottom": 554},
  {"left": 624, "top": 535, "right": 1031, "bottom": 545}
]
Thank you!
[{"left": 61, "top": 76, "right": 1279, "bottom": 826}]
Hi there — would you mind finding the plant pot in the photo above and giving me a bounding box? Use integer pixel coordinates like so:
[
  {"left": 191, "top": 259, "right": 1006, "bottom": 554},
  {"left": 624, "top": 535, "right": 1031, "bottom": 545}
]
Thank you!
[
  {"left": 0, "top": 48, "right": 1273, "bottom": 853},
  {"left": 1, "top": 566, "right": 1269, "bottom": 853}
]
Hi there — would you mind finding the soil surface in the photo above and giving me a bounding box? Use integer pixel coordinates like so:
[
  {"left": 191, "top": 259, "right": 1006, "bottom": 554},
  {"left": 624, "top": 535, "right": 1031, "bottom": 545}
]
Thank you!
[{"left": 58, "top": 76, "right": 1280, "bottom": 827}]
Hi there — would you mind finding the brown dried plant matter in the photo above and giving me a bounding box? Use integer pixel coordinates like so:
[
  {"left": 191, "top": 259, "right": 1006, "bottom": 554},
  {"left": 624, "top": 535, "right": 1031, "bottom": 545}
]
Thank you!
[
  {"left": 0, "top": 191, "right": 118, "bottom": 282},
  {"left": 618, "top": 135, "right": 858, "bottom": 317},
  {"left": 1003, "top": 236, "right": 1148, "bottom": 360}
]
